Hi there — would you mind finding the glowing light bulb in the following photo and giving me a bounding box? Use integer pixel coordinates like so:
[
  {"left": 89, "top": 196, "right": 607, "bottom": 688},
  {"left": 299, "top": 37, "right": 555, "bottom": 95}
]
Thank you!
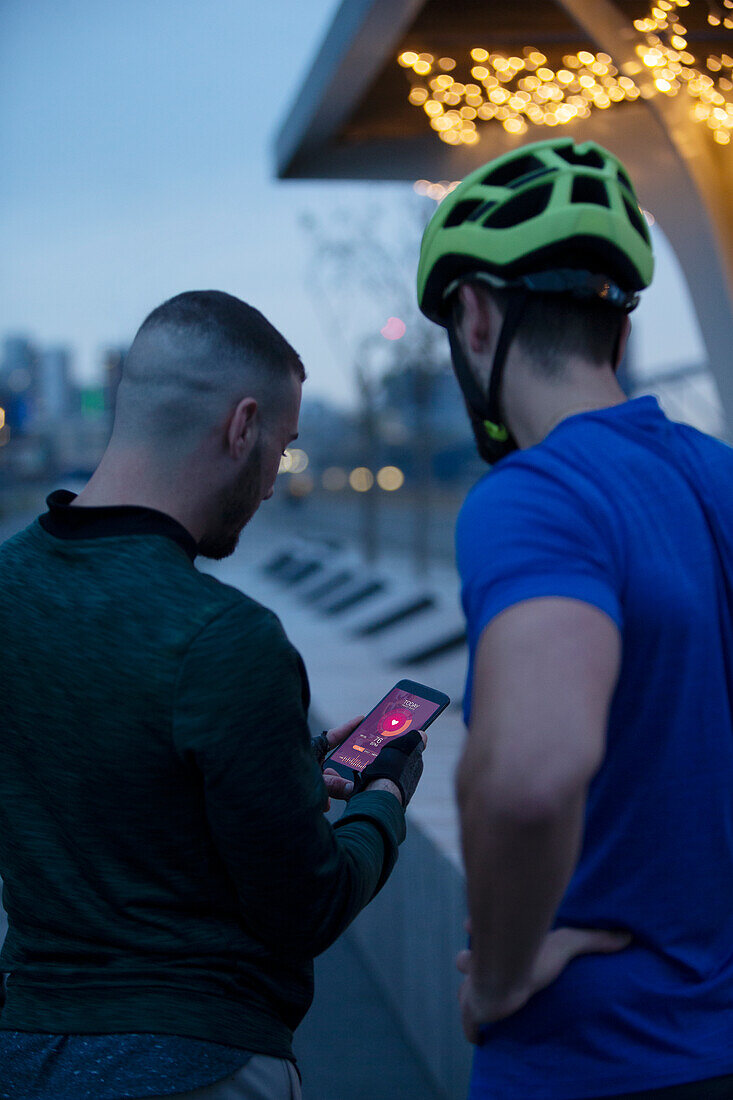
[{"left": 503, "top": 117, "right": 527, "bottom": 134}]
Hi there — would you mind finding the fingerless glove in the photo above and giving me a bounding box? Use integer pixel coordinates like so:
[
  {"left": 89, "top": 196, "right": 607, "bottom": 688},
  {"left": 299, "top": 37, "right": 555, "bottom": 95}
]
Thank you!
[{"left": 352, "top": 730, "right": 425, "bottom": 807}]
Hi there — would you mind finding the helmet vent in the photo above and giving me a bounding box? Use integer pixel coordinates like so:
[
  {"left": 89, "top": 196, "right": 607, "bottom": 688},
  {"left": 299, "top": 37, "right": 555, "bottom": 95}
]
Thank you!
[
  {"left": 623, "top": 194, "right": 651, "bottom": 243},
  {"left": 481, "top": 153, "right": 545, "bottom": 188},
  {"left": 571, "top": 176, "right": 610, "bottom": 207},
  {"left": 444, "top": 199, "right": 489, "bottom": 228},
  {"left": 557, "top": 146, "right": 605, "bottom": 169},
  {"left": 483, "top": 183, "right": 553, "bottom": 228},
  {"left": 617, "top": 166, "right": 634, "bottom": 192}
]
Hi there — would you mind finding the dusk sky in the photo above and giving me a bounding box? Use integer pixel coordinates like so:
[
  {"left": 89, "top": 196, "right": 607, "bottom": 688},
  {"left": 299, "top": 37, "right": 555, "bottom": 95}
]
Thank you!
[{"left": 1, "top": 0, "right": 706, "bottom": 408}]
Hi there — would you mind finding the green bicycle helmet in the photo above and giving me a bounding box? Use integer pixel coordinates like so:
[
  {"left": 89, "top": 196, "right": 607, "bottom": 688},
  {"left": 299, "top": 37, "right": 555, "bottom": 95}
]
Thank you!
[
  {"left": 416, "top": 137, "right": 655, "bottom": 462},
  {"left": 418, "top": 137, "right": 654, "bottom": 323}
]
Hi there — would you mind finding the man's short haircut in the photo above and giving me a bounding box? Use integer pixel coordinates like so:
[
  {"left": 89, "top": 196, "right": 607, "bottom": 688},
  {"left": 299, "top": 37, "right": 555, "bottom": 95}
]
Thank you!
[
  {"left": 454, "top": 281, "right": 625, "bottom": 378},
  {"left": 112, "top": 290, "right": 305, "bottom": 456}
]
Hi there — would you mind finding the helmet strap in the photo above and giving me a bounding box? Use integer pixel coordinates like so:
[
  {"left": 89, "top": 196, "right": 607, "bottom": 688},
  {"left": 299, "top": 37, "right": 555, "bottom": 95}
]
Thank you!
[
  {"left": 486, "top": 290, "right": 529, "bottom": 428},
  {"left": 446, "top": 289, "right": 528, "bottom": 465},
  {"left": 611, "top": 326, "right": 622, "bottom": 374}
]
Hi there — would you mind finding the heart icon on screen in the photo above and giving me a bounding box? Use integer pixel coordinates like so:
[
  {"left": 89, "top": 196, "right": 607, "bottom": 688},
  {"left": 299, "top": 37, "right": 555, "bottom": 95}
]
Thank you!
[{"left": 378, "top": 709, "right": 413, "bottom": 737}]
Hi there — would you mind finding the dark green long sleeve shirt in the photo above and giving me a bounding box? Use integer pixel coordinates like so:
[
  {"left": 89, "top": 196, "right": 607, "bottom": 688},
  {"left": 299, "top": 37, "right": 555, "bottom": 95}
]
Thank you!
[{"left": 0, "top": 492, "right": 405, "bottom": 1058}]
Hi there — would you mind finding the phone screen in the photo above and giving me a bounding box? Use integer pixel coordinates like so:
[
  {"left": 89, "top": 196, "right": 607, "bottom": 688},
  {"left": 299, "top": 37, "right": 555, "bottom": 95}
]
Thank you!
[{"left": 328, "top": 687, "right": 441, "bottom": 773}]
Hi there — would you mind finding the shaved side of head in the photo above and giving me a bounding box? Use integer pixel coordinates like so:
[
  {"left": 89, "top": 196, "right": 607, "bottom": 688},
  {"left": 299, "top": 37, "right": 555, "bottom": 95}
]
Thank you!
[{"left": 112, "top": 291, "right": 305, "bottom": 459}]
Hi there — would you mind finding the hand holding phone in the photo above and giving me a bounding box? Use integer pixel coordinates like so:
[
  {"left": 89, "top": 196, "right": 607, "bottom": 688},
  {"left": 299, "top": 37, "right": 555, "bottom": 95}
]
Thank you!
[
  {"left": 317, "top": 716, "right": 365, "bottom": 804},
  {"left": 324, "top": 679, "right": 450, "bottom": 805}
]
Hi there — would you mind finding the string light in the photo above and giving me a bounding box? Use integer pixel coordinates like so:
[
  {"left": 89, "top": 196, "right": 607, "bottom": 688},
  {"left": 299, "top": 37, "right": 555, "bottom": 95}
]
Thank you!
[
  {"left": 632, "top": 0, "right": 733, "bottom": 144},
  {"left": 413, "top": 179, "right": 460, "bottom": 201},
  {"left": 400, "top": 0, "right": 733, "bottom": 146},
  {"left": 402, "top": 44, "right": 637, "bottom": 141}
]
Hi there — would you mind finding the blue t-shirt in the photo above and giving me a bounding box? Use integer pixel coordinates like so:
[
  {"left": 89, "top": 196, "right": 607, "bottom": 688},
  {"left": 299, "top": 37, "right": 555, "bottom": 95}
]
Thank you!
[{"left": 457, "top": 396, "right": 733, "bottom": 1099}]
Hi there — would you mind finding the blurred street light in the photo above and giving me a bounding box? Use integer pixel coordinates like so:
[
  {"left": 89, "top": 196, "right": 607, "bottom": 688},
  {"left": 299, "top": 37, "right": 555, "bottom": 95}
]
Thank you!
[
  {"left": 377, "top": 465, "right": 404, "bottom": 491},
  {"left": 380, "top": 316, "right": 406, "bottom": 340},
  {"left": 322, "top": 466, "right": 348, "bottom": 491},
  {"left": 349, "top": 466, "right": 374, "bottom": 492},
  {"left": 278, "top": 448, "right": 309, "bottom": 474}
]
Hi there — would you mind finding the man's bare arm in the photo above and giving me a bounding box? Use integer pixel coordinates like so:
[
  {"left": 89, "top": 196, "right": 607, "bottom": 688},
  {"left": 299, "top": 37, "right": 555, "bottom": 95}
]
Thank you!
[{"left": 456, "top": 597, "right": 622, "bottom": 1026}]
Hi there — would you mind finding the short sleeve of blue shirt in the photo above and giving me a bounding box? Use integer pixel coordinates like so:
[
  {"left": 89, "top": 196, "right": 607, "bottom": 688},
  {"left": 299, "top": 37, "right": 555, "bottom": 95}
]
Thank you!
[{"left": 457, "top": 454, "right": 623, "bottom": 724}]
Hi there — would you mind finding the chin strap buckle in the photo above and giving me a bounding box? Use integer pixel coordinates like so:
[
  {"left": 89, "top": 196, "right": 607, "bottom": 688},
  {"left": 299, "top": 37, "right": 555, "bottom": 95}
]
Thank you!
[{"left": 483, "top": 420, "right": 509, "bottom": 442}]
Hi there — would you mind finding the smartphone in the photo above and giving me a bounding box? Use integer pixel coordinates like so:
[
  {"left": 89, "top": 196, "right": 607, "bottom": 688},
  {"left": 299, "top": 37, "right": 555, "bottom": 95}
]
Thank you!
[{"left": 324, "top": 678, "right": 450, "bottom": 781}]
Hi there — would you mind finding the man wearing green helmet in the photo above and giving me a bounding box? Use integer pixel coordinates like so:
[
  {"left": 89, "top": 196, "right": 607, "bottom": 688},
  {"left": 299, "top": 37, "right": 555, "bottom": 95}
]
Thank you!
[{"left": 418, "top": 137, "right": 733, "bottom": 1098}]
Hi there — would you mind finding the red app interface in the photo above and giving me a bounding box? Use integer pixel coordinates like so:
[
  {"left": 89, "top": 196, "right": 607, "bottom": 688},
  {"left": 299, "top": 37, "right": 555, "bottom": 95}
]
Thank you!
[{"left": 329, "top": 688, "right": 440, "bottom": 773}]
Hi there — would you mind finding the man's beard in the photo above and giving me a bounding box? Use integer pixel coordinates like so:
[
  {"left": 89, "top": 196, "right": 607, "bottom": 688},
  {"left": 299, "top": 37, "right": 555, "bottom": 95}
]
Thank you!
[{"left": 197, "top": 440, "right": 263, "bottom": 560}]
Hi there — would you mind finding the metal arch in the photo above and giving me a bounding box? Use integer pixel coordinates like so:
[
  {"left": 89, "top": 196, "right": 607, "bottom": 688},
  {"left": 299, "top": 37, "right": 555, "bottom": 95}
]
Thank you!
[{"left": 555, "top": 0, "right": 733, "bottom": 438}]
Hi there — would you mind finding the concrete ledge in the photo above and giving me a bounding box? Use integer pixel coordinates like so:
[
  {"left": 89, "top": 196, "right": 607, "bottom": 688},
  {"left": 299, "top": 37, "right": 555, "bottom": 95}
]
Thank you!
[{"left": 346, "top": 816, "right": 471, "bottom": 1100}]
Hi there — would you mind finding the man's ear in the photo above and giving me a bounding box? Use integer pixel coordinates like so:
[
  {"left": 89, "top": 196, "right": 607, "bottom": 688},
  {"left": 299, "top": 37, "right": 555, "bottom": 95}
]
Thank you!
[
  {"left": 227, "top": 397, "right": 259, "bottom": 461},
  {"left": 458, "top": 283, "right": 496, "bottom": 356},
  {"left": 614, "top": 316, "right": 632, "bottom": 370}
]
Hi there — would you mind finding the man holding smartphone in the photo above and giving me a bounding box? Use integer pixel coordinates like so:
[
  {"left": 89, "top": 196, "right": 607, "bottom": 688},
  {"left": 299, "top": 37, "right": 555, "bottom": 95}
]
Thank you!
[
  {"left": 0, "top": 290, "right": 426, "bottom": 1099},
  {"left": 417, "top": 139, "right": 733, "bottom": 1097}
]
